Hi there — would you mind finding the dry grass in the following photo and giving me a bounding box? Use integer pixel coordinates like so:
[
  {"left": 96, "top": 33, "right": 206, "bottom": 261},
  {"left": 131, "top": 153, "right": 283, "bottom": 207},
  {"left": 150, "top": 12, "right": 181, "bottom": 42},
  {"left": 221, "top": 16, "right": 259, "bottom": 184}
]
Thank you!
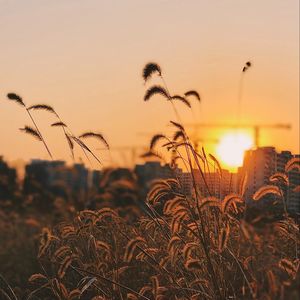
[
  {"left": 27, "top": 170, "right": 299, "bottom": 299},
  {"left": 1, "top": 63, "right": 299, "bottom": 300},
  {"left": 23, "top": 134, "right": 300, "bottom": 299}
]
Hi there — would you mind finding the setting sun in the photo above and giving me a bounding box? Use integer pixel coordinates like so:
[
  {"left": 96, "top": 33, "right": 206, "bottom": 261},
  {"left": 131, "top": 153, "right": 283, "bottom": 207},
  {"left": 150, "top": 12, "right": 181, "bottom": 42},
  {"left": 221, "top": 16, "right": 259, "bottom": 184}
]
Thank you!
[{"left": 216, "top": 132, "right": 254, "bottom": 169}]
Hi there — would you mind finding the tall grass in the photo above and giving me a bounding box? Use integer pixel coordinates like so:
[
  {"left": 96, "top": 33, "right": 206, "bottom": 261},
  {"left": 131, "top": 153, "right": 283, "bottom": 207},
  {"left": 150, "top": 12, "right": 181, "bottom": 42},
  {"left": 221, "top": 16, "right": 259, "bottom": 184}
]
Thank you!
[
  {"left": 1, "top": 63, "right": 299, "bottom": 300},
  {"left": 27, "top": 155, "right": 299, "bottom": 299},
  {"left": 7, "top": 93, "right": 53, "bottom": 159},
  {"left": 14, "top": 64, "right": 298, "bottom": 300},
  {"left": 6, "top": 95, "right": 105, "bottom": 166}
]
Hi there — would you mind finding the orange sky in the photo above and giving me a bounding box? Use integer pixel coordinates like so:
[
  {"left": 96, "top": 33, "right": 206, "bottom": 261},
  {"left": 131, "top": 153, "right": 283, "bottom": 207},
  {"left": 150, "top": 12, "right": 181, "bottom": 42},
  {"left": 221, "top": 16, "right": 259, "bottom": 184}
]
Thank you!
[{"left": 0, "top": 1, "right": 299, "bottom": 169}]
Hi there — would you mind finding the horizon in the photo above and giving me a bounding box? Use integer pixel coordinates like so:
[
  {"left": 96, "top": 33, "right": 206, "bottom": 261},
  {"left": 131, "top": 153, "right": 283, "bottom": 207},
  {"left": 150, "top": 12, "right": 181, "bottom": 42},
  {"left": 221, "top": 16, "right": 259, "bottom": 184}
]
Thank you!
[{"left": 3, "top": 144, "right": 300, "bottom": 182}]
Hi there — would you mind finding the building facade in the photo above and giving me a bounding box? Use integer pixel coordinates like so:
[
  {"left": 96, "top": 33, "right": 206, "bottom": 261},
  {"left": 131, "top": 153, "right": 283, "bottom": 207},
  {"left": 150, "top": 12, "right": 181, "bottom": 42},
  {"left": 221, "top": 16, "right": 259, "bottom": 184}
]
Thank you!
[{"left": 238, "top": 147, "right": 300, "bottom": 214}]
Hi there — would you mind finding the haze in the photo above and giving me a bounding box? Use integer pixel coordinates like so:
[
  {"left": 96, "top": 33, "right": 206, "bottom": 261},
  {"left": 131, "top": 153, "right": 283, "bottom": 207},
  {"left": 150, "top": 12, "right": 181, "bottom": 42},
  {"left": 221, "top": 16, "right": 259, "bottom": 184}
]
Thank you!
[{"left": 0, "top": 0, "right": 299, "bottom": 167}]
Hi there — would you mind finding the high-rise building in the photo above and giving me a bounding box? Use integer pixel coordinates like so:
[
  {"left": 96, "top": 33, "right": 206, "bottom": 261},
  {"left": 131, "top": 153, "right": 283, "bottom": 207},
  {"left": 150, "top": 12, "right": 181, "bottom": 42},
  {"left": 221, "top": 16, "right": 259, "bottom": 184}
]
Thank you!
[
  {"left": 0, "top": 156, "right": 17, "bottom": 199},
  {"left": 193, "top": 169, "right": 237, "bottom": 198},
  {"left": 91, "top": 170, "right": 102, "bottom": 190},
  {"left": 134, "top": 161, "right": 175, "bottom": 197},
  {"left": 23, "top": 160, "right": 89, "bottom": 196},
  {"left": 239, "top": 147, "right": 277, "bottom": 204},
  {"left": 277, "top": 152, "right": 300, "bottom": 214},
  {"left": 238, "top": 147, "right": 300, "bottom": 214},
  {"left": 177, "top": 171, "right": 192, "bottom": 196},
  {"left": 134, "top": 161, "right": 238, "bottom": 199}
]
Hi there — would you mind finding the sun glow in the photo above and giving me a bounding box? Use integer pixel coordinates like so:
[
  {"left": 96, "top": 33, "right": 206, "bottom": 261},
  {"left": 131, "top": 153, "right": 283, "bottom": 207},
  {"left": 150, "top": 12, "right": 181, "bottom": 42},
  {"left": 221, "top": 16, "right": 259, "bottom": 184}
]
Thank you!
[{"left": 216, "top": 132, "right": 254, "bottom": 170}]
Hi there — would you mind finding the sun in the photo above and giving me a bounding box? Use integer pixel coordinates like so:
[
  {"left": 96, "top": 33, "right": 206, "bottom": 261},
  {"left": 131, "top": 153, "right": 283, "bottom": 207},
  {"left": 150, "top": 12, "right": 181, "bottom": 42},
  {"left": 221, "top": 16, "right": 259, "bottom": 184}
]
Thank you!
[{"left": 216, "top": 132, "right": 254, "bottom": 170}]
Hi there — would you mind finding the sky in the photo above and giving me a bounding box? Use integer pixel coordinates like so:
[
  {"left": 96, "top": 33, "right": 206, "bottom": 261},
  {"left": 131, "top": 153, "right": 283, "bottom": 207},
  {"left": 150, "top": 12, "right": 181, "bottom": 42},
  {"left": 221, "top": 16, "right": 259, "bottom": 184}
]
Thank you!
[{"left": 0, "top": 0, "right": 299, "bottom": 170}]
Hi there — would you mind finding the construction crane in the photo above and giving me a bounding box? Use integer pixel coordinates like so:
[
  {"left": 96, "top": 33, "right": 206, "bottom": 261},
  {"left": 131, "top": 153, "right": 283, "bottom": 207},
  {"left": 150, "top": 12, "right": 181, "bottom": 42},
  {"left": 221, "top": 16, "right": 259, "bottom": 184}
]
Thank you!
[
  {"left": 137, "top": 132, "right": 218, "bottom": 144},
  {"left": 137, "top": 131, "right": 218, "bottom": 155},
  {"left": 138, "top": 132, "right": 219, "bottom": 151},
  {"left": 185, "top": 123, "right": 291, "bottom": 148}
]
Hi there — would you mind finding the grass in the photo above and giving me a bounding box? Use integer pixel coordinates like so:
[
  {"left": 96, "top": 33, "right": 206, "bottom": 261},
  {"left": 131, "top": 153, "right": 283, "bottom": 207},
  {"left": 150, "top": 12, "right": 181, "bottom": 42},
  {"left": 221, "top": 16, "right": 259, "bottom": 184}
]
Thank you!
[
  {"left": 0, "top": 62, "right": 299, "bottom": 299},
  {"left": 24, "top": 168, "right": 299, "bottom": 299}
]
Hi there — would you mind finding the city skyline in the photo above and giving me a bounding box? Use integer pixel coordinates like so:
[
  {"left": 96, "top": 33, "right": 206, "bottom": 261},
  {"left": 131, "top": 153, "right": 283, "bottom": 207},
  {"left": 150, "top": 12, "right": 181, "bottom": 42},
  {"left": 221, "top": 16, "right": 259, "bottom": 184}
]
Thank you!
[
  {"left": 2, "top": 145, "right": 299, "bottom": 214},
  {"left": 4, "top": 143, "right": 300, "bottom": 178}
]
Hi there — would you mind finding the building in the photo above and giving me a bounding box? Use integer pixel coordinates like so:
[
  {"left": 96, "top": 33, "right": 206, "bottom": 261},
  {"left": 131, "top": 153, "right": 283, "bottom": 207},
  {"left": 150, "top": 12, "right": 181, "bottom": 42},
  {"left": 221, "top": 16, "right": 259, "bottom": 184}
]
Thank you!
[
  {"left": 177, "top": 171, "right": 193, "bottom": 196},
  {"left": 23, "top": 160, "right": 89, "bottom": 196},
  {"left": 238, "top": 147, "right": 300, "bottom": 214},
  {"left": 239, "top": 147, "right": 277, "bottom": 203},
  {"left": 277, "top": 152, "right": 300, "bottom": 214},
  {"left": 193, "top": 169, "right": 237, "bottom": 198},
  {"left": 91, "top": 170, "right": 102, "bottom": 190},
  {"left": 134, "top": 161, "right": 238, "bottom": 200},
  {"left": 0, "top": 156, "right": 17, "bottom": 199},
  {"left": 134, "top": 161, "right": 175, "bottom": 197}
]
